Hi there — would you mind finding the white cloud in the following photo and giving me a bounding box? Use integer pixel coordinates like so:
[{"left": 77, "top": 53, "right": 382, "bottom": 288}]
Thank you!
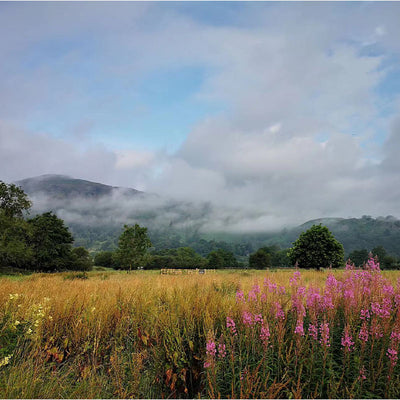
[{"left": 1, "top": 3, "right": 400, "bottom": 231}]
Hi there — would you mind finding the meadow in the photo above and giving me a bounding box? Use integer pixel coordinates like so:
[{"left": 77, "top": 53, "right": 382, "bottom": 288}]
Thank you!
[{"left": 0, "top": 263, "right": 400, "bottom": 398}]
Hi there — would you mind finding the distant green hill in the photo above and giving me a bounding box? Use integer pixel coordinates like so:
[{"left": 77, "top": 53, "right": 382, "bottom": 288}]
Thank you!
[
  {"left": 14, "top": 175, "right": 400, "bottom": 258},
  {"left": 17, "top": 174, "right": 141, "bottom": 199}
]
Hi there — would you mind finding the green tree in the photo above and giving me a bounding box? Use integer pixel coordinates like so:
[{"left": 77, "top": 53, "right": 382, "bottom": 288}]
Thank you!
[
  {"left": 0, "top": 213, "right": 33, "bottom": 269},
  {"left": 348, "top": 249, "right": 369, "bottom": 268},
  {"left": 288, "top": 225, "right": 344, "bottom": 270},
  {"left": 28, "top": 212, "right": 74, "bottom": 272},
  {"left": 248, "top": 248, "right": 271, "bottom": 269},
  {"left": 207, "top": 249, "right": 238, "bottom": 269},
  {"left": 0, "top": 182, "right": 33, "bottom": 269},
  {"left": 0, "top": 181, "right": 31, "bottom": 218},
  {"left": 94, "top": 251, "right": 114, "bottom": 268},
  {"left": 372, "top": 246, "right": 386, "bottom": 263},
  {"left": 115, "top": 224, "right": 152, "bottom": 271},
  {"left": 71, "top": 247, "right": 93, "bottom": 271}
]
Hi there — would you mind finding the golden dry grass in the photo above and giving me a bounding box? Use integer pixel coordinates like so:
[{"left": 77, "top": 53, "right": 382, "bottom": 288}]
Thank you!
[{"left": 1, "top": 268, "right": 399, "bottom": 398}]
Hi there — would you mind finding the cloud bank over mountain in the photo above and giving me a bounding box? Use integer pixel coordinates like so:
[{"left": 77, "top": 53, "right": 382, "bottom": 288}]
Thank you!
[{"left": 1, "top": 3, "right": 400, "bottom": 231}]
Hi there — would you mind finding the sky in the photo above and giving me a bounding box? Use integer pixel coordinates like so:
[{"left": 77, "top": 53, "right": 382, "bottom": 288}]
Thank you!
[{"left": 1, "top": 2, "right": 400, "bottom": 231}]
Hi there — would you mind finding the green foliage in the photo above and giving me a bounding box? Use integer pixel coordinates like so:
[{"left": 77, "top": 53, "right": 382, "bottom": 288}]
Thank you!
[
  {"left": 288, "top": 224, "right": 344, "bottom": 270},
  {"left": 115, "top": 224, "right": 152, "bottom": 270},
  {"left": 0, "top": 213, "right": 33, "bottom": 269},
  {"left": 94, "top": 251, "right": 114, "bottom": 268},
  {"left": 348, "top": 248, "right": 369, "bottom": 267},
  {"left": 27, "top": 212, "right": 74, "bottom": 272},
  {"left": 207, "top": 249, "right": 238, "bottom": 269},
  {"left": 146, "top": 247, "right": 207, "bottom": 269},
  {"left": 249, "top": 245, "right": 291, "bottom": 269},
  {"left": 71, "top": 247, "right": 93, "bottom": 271},
  {"left": 248, "top": 248, "right": 271, "bottom": 269},
  {"left": 63, "top": 271, "right": 89, "bottom": 280},
  {"left": 0, "top": 182, "right": 33, "bottom": 269},
  {"left": 0, "top": 181, "right": 31, "bottom": 218}
]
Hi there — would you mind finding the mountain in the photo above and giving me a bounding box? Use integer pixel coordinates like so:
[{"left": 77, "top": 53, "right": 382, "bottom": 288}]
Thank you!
[
  {"left": 17, "top": 174, "right": 142, "bottom": 199},
  {"left": 13, "top": 175, "right": 400, "bottom": 258}
]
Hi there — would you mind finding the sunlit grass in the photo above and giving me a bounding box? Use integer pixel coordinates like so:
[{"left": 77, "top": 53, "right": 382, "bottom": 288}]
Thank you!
[{"left": 1, "top": 267, "right": 400, "bottom": 398}]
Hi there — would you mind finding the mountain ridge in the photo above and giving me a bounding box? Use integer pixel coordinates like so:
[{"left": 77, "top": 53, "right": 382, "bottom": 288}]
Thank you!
[
  {"left": 16, "top": 174, "right": 142, "bottom": 199},
  {"left": 11, "top": 175, "right": 400, "bottom": 257}
]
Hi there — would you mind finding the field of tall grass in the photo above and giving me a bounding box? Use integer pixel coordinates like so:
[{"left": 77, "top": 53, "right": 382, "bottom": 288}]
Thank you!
[{"left": 0, "top": 262, "right": 400, "bottom": 398}]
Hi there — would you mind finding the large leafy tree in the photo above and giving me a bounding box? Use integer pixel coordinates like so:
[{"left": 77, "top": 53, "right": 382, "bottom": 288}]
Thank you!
[
  {"left": 0, "top": 182, "right": 33, "bottom": 269},
  {"left": 0, "top": 214, "right": 33, "bottom": 268},
  {"left": 0, "top": 181, "right": 31, "bottom": 218},
  {"left": 115, "top": 224, "right": 152, "bottom": 271},
  {"left": 28, "top": 212, "right": 74, "bottom": 271},
  {"left": 288, "top": 225, "right": 344, "bottom": 270}
]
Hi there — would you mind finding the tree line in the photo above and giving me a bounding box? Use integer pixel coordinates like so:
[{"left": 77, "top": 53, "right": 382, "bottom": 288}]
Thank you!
[{"left": 1, "top": 180, "right": 400, "bottom": 272}]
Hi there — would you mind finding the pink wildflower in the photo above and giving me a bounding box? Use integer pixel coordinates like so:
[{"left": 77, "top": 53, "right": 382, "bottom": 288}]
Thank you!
[
  {"left": 360, "top": 309, "right": 370, "bottom": 320},
  {"left": 278, "top": 286, "right": 286, "bottom": 295},
  {"left": 206, "top": 340, "right": 216, "bottom": 357},
  {"left": 236, "top": 290, "right": 245, "bottom": 303},
  {"left": 204, "top": 361, "right": 211, "bottom": 368},
  {"left": 372, "top": 301, "right": 391, "bottom": 319},
  {"left": 248, "top": 290, "right": 257, "bottom": 302},
  {"left": 226, "top": 316, "right": 237, "bottom": 335},
  {"left": 260, "top": 293, "right": 267, "bottom": 302},
  {"left": 218, "top": 343, "right": 226, "bottom": 358},
  {"left": 289, "top": 270, "right": 301, "bottom": 287},
  {"left": 319, "top": 322, "right": 330, "bottom": 348},
  {"left": 294, "top": 320, "right": 305, "bottom": 336},
  {"left": 254, "top": 313, "right": 263, "bottom": 324},
  {"left": 359, "top": 322, "right": 369, "bottom": 343},
  {"left": 370, "top": 319, "right": 383, "bottom": 339},
  {"left": 321, "top": 294, "right": 334, "bottom": 311},
  {"left": 387, "top": 348, "right": 398, "bottom": 367},
  {"left": 341, "top": 326, "right": 355, "bottom": 352},
  {"left": 390, "top": 330, "right": 400, "bottom": 344},
  {"left": 359, "top": 366, "right": 367, "bottom": 381},
  {"left": 383, "top": 284, "right": 395, "bottom": 297},
  {"left": 366, "top": 257, "right": 380, "bottom": 271},
  {"left": 274, "top": 302, "right": 285, "bottom": 321},
  {"left": 260, "top": 323, "right": 270, "bottom": 346},
  {"left": 306, "top": 287, "right": 321, "bottom": 309},
  {"left": 308, "top": 323, "right": 318, "bottom": 341},
  {"left": 264, "top": 279, "right": 277, "bottom": 293},
  {"left": 345, "top": 260, "right": 355, "bottom": 270},
  {"left": 252, "top": 284, "right": 260, "bottom": 294},
  {"left": 242, "top": 311, "right": 254, "bottom": 326}
]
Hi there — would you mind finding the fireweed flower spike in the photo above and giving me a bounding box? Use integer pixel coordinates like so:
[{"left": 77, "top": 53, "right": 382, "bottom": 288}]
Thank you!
[
  {"left": 294, "top": 320, "right": 305, "bottom": 336},
  {"left": 226, "top": 316, "right": 237, "bottom": 335},
  {"left": 359, "top": 322, "right": 369, "bottom": 343},
  {"left": 218, "top": 343, "right": 226, "bottom": 358},
  {"left": 242, "top": 311, "right": 254, "bottom": 326},
  {"left": 206, "top": 340, "right": 216, "bottom": 356},
  {"left": 341, "top": 326, "right": 355, "bottom": 352},
  {"left": 260, "top": 323, "right": 271, "bottom": 347},
  {"left": 236, "top": 290, "right": 245, "bottom": 303},
  {"left": 319, "top": 322, "right": 330, "bottom": 347},
  {"left": 308, "top": 323, "right": 318, "bottom": 341},
  {"left": 387, "top": 348, "right": 398, "bottom": 368}
]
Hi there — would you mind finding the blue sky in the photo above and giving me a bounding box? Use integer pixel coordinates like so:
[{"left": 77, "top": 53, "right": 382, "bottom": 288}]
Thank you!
[{"left": 1, "top": 2, "right": 400, "bottom": 229}]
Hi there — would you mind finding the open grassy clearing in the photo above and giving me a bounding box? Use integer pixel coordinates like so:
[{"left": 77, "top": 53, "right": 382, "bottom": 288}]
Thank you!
[{"left": 1, "top": 268, "right": 400, "bottom": 398}]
